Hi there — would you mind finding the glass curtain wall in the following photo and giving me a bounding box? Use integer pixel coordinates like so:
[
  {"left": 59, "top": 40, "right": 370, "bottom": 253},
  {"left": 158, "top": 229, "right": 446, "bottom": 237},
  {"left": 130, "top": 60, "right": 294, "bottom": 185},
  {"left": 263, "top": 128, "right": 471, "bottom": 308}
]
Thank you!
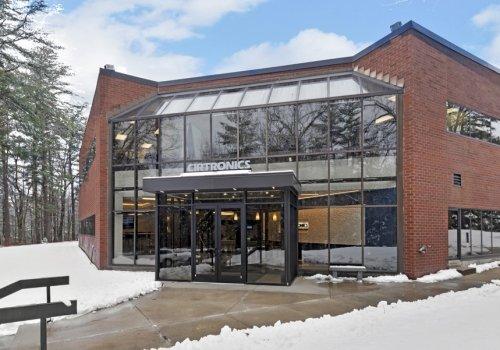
[
  {"left": 112, "top": 119, "right": 158, "bottom": 265},
  {"left": 111, "top": 75, "right": 400, "bottom": 271},
  {"left": 449, "top": 209, "right": 500, "bottom": 259}
]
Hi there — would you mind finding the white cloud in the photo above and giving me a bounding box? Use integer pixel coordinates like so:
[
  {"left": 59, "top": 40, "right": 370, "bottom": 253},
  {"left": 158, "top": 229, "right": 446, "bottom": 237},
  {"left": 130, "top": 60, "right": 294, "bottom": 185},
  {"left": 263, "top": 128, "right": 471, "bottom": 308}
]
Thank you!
[
  {"left": 215, "top": 28, "right": 368, "bottom": 73},
  {"left": 472, "top": 4, "right": 500, "bottom": 68},
  {"left": 39, "top": 0, "right": 265, "bottom": 104}
]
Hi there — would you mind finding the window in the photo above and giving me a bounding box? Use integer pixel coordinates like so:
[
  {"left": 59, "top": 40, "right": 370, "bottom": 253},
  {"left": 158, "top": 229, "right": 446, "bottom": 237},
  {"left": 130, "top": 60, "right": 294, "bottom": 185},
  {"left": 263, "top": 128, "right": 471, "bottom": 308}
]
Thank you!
[
  {"left": 297, "top": 103, "right": 328, "bottom": 153},
  {"left": 238, "top": 109, "right": 266, "bottom": 157},
  {"left": 161, "top": 116, "right": 184, "bottom": 162},
  {"left": 299, "top": 79, "right": 327, "bottom": 101},
  {"left": 113, "top": 121, "right": 135, "bottom": 164},
  {"left": 137, "top": 119, "right": 158, "bottom": 164},
  {"left": 363, "top": 96, "right": 397, "bottom": 149},
  {"left": 214, "top": 89, "right": 244, "bottom": 109},
  {"left": 188, "top": 92, "right": 219, "bottom": 112},
  {"left": 269, "top": 83, "right": 298, "bottom": 104},
  {"left": 453, "top": 173, "right": 462, "bottom": 187},
  {"left": 448, "top": 209, "right": 459, "bottom": 259},
  {"left": 330, "top": 99, "right": 361, "bottom": 150},
  {"left": 80, "top": 215, "right": 95, "bottom": 236},
  {"left": 364, "top": 207, "right": 397, "bottom": 271},
  {"left": 491, "top": 118, "right": 500, "bottom": 145},
  {"left": 212, "top": 112, "right": 238, "bottom": 159},
  {"left": 446, "top": 102, "right": 499, "bottom": 146},
  {"left": 186, "top": 114, "right": 211, "bottom": 160},
  {"left": 267, "top": 105, "right": 296, "bottom": 155},
  {"left": 330, "top": 153, "right": 362, "bottom": 206}
]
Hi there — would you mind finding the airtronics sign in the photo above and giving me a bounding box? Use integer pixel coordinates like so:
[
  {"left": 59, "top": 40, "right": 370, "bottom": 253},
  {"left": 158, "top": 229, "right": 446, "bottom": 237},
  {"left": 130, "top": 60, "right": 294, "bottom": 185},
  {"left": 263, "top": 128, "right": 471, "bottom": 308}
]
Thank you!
[{"left": 186, "top": 160, "right": 251, "bottom": 172}]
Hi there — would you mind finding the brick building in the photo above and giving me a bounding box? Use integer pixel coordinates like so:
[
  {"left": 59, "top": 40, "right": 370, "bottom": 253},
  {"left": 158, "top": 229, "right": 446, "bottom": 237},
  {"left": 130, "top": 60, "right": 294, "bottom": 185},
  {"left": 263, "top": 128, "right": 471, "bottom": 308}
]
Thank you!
[{"left": 78, "top": 21, "right": 500, "bottom": 284}]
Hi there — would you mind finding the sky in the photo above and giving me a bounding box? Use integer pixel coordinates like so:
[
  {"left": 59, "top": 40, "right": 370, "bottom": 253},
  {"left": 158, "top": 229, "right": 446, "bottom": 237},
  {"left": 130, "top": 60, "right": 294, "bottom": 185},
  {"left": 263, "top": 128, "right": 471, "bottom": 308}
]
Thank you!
[{"left": 39, "top": 0, "right": 500, "bottom": 106}]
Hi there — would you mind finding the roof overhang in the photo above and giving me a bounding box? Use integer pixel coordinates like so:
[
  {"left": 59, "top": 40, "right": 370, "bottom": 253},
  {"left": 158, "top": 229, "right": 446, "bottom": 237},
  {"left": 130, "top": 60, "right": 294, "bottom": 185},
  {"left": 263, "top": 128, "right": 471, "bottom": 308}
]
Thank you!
[{"left": 143, "top": 170, "right": 301, "bottom": 193}]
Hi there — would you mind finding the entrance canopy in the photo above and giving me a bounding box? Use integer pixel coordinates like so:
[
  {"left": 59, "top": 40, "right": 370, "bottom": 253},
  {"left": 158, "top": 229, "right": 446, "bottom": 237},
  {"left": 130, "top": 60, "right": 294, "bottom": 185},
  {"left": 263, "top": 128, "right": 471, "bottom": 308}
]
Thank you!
[{"left": 143, "top": 170, "right": 301, "bottom": 193}]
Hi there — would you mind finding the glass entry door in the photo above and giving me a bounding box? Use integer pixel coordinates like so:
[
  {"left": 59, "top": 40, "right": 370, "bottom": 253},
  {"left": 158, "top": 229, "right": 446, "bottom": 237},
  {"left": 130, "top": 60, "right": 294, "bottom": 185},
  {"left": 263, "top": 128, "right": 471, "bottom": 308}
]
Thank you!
[{"left": 194, "top": 204, "right": 243, "bottom": 283}]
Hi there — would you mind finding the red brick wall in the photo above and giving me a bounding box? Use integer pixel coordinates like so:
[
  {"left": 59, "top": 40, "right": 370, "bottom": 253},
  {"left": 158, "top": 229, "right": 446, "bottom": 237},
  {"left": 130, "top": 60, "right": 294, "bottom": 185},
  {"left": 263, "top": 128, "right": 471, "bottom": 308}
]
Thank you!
[
  {"left": 79, "top": 69, "right": 157, "bottom": 268},
  {"left": 356, "top": 30, "right": 500, "bottom": 278}
]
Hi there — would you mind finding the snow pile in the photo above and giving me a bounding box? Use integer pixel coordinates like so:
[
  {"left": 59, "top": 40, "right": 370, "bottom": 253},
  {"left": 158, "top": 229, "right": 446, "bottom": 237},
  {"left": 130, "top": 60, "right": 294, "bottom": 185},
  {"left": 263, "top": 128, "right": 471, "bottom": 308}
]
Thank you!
[
  {"left": 363, "top": 274, "right": 411, "bottom": 283},
  {"left": 160, "top": 282, "right": 500, "bottom": 350},
  {"left": 416, "top": 269, "right": 462, "bottom": 283},
  {"left": 0, "top": 242, "right": 161, "bottom": 336},
  {"left": 306, "top": 268, "right": 464, "bottom": 284},
  {"left": 304, "top": 274, "right": 347, "bottom": 283},
  {"left": 469, "top": 261, "right": 500, "bottom": 273}
]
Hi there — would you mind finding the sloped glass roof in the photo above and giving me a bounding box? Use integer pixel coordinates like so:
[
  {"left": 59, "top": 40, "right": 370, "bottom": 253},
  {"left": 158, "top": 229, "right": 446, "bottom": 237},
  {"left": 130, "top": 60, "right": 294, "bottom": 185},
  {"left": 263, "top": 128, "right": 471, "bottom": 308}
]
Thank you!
[{"left": 112, "top": 72, "right": 401, "bottom": 121}]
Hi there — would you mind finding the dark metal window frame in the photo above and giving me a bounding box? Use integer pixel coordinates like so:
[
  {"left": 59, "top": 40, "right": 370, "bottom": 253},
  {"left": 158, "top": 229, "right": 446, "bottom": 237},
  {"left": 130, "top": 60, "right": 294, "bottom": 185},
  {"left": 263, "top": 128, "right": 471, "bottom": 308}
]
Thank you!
[
  {"left": 446, "top": 100, "right": 500, "bottom": 147},
  {"left": 109, "top": 93, "right": 402, "bottom": 274},
  {"left": 449, "top": 207, "right": 500, "bottom": 261}
]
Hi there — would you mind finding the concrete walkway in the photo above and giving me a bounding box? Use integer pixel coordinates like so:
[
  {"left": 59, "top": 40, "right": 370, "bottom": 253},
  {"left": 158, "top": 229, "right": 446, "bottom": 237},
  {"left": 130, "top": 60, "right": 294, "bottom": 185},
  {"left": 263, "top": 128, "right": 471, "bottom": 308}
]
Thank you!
[{"left": 4, "top": 268, "right": 500, "bottom": 349}]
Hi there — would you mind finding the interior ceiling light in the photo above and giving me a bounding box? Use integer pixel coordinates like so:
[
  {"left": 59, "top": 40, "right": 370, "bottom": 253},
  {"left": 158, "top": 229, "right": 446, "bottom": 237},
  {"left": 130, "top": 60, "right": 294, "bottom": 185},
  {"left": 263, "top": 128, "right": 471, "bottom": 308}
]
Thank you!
[
  {"left": 255, "top": 212, "right": 260, "bottom": 220},
  {"left": 272, "top": 213, "right": 278, "bottom": 222},
  {"left": 375, "top": 114, "right": 394, "bottom": 124},
  {"left": 233, "top": 212, "right": 239, "bottom": 221},
  {"left": 154, "top": 128, "right": 159, "bottom": 135},
  {"left": 115, "top": 133, "right": 127, "bottom": 141}
]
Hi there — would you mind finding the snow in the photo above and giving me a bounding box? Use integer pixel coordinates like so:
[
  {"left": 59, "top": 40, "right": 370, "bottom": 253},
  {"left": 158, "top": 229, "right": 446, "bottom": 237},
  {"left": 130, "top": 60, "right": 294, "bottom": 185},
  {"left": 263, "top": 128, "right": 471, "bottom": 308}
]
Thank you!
[
  {"left": 415, "top": 269, "right": 462, "bottom": 283},
  {"left": 162, "top": 281, "right": 500, "bottom": 350},
  {"left": 306, "top": 268, "right": 463, "bottom": 284},
  {"left": 363, "top": 274, "right": 411, "bottom": 283},
  {"left": 0, "top": 242, "right": 161, "bottom": 336},
  {"left": 469, "top": 261, "right": 500, "bottom": 273}
]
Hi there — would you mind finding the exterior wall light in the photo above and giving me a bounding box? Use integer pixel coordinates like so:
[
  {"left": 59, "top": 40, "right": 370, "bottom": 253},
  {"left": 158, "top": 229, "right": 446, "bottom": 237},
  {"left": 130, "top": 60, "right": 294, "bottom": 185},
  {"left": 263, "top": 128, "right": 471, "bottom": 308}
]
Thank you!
[{"left": 418, "top": 244, "right": 428, "bottom": 254}]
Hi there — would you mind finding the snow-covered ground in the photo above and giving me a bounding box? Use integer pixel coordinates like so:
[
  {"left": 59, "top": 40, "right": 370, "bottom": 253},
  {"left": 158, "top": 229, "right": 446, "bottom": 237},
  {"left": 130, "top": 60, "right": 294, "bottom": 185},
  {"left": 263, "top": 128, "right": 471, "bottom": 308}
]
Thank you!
[
  {"left": 164, "top": 280, "right": 500, "bottom": 350},
  {"left": 0, "top": 242, "right": 161, "bottom": 336}
]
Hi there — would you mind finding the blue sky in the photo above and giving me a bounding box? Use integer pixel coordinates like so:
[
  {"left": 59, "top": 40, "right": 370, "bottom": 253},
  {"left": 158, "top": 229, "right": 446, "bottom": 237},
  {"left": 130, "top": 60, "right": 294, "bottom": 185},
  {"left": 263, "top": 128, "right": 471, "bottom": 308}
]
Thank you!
[{"left": 42, "top": 0, "right": 500, "bottom": 104}]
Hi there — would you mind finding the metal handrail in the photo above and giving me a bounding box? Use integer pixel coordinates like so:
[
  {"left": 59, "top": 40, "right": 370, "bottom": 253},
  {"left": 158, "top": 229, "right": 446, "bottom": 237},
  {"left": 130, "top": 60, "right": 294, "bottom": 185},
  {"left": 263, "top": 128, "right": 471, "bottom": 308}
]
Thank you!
[{"left": 0, "top": 276, "right": 77, "bottom": 350}]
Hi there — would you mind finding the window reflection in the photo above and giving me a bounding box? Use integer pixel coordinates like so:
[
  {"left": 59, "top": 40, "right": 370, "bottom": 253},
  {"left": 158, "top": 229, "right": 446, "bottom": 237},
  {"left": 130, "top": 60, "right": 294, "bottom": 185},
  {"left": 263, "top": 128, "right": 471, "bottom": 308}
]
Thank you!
[
  {"left": 186, "top": 114, "right": 211, "bottom": 160},
  {"left": 268, "top": 105, "right": 296, "bottom": 155},
  {"left": 363, "top": 95, "right": 397, "bottom": 149},
  {"left": 246, "top": 204, "right": 285, "bottom": 284},
  {"left": 238, "top": 109, "right": 266, "bottom": 157},
  {"left": 113, "top": 212, "right": 135, "bottom": 265},
  {"left": 330, "top": 99, "right": 361, "bottom": 150},
  {"left": 330, "top": 153, "right": 361, "bottom": 206},
  {"left": 136, "top": 211, "right": 155, "bottom": 265},
  {"left": 158, "top": 206, "right": 192, "bottom": 280},
  {"left": 448, "top": 209, "right": 459, "bottom": 259},
  {"left": 365, "top": 207, "right": 397, "bottom": 272},
  {"left": 161, "top": 116, "right": 184, "bottom": 162},
  {"left": 137, "top": 119, "right": 158, "bottom": 164},
  {"left": 212, "top": 112, "right": 238, "bottom": 159},
  {"left": 297, "top": 103, "right": 328, "bottom": 153},
  {"left": 113, "top": 121, "right": 135, "bottom": 164}
]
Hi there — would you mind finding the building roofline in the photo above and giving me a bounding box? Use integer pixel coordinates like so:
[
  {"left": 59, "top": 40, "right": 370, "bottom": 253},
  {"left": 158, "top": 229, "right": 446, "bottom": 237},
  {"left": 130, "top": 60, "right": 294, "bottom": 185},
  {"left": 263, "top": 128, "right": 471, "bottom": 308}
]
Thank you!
[
  {"left": 99, "top": 68, "right": 158, "bottom": 87},
  {"left": 97, "top": 20, "right": 500, "bottom": 90}
]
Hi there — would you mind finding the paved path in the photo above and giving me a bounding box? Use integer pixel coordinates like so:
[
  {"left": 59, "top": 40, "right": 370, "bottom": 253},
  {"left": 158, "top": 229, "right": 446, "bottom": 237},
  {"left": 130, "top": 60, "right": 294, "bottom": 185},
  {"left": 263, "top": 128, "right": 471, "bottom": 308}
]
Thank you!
[{"left": 4, "top": 268, "right": 500, "bottom": 349}]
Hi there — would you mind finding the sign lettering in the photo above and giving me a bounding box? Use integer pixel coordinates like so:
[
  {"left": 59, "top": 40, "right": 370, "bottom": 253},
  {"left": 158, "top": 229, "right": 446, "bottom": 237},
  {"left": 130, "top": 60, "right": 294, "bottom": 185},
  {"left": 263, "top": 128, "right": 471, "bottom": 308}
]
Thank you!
[{"left": 186, "top": 160, "right": 251, "bottom": 172}]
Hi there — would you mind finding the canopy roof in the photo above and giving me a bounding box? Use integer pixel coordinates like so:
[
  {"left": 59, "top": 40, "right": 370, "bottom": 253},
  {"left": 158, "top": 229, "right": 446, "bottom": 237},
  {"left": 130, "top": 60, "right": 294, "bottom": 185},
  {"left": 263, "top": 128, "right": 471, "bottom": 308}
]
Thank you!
[{"left": 111, "top": 71, "right": 402, "bottom": 122}]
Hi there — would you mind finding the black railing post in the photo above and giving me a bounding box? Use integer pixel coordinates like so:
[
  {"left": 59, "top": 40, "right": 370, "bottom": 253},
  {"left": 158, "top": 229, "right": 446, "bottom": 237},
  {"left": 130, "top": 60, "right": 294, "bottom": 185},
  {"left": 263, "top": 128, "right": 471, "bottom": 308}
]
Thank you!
[
  {"left": 46, "top": 286, "right": 51, "bottom": 303},
  {"left": 40, "top": 317, "right": 47, "bottom": 350}
]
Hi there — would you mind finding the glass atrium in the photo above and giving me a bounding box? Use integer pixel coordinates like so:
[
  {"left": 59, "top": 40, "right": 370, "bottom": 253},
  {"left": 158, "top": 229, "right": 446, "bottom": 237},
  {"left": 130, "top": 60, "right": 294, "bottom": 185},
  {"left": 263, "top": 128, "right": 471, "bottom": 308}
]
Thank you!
[{"left": 110, "top": 71, "right": 402, "bottom": 284}]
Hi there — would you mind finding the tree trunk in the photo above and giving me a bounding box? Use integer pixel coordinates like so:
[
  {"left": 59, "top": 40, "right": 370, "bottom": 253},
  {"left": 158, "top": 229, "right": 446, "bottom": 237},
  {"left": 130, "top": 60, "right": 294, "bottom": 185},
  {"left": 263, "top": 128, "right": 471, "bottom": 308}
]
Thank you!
[{"left": 1, "top": 145, "right": 11, "bottom": 246}]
